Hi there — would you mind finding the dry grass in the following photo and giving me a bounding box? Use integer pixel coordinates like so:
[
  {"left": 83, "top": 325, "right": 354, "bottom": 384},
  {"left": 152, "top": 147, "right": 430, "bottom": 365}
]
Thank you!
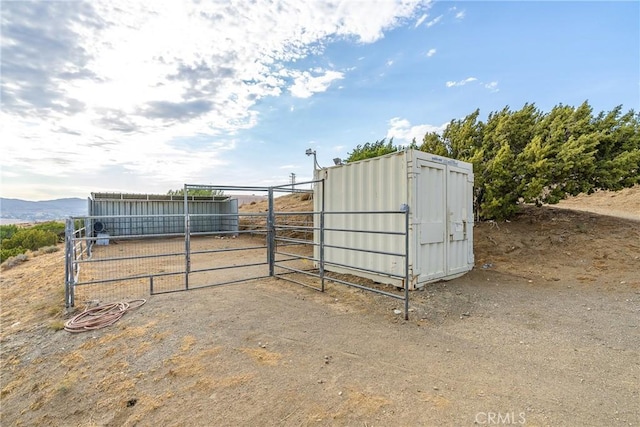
[
  {"left": 1, "top": 253, "right": 29, "bottom": 270},
  {"left": 165, "top": 347, "right": 223, "bottom": 378},
  {"left": 33, "top": 245, "right": 60, "bottom": 256},
  {"left": 239, "top": 347, "right": 282, "bottom": 366},
  {"left": 186, "top": 372, "right": 255, "bottom": 394},
  {"left": 308, "top": 388, "right": 393, "bottom": 422},
  {"left": 420, "top": 392, "right": 452, "bottom": 408},
  {"left": 180, "top": 335, "right": 196, "bottom": 352}
]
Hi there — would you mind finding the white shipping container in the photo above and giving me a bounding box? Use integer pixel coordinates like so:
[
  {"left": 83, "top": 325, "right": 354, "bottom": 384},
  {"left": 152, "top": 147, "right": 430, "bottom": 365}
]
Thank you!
[{"left": 314, "top": 149, "right": 474, "bottom": 290}]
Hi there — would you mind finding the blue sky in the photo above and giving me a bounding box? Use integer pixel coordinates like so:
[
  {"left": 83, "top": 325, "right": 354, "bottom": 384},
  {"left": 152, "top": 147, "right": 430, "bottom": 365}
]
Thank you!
[{"left": 1, "top": 0, "right": 638, "bottom": 201}]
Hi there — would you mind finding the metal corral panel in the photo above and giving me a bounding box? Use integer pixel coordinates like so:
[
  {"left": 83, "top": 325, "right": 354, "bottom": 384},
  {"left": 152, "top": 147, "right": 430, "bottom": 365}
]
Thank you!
[
  {"left": 314, "top": 149, "right": 474, "bottom": 290},
  {"left": 88, "top": 193, "right": 238, "bottom": 237}
]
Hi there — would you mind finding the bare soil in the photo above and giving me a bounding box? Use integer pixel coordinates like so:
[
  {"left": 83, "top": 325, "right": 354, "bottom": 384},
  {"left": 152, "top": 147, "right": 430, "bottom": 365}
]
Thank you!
[{"left": 1, "top": 189, "right": 639, "bottom": 426}]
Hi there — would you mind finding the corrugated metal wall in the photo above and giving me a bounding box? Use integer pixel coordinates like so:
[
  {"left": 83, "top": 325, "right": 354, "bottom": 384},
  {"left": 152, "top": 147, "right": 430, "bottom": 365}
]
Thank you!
[
  {"left": 88, "top": 194, "right": 238, "bottom": 236},
  {"left": 316, "top": 152, "right": 409, "bottom": 282}
]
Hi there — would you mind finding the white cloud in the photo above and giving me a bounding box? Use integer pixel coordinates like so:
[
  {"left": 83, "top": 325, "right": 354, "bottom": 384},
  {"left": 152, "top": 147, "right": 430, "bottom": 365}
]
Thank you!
[
  {"left": 289, "top": 69, "right": 344, "bottom": 98},
  {"left": 446, "top": 77, "right": 477, "bottom": 87},
  {"left": 1, "top": 0, "right": 426, "bottom": 198},
  {"left": 279, "top": 164, "right": 301, "bottom": 169},
  {"left": 386, "top": 59, "right": 394, "bottom": 66},
  {"left": 386, "top": 117, "right": 448, "bottom": 144},
  {"left": 426, "top": 48, "right": 437, "bottom": 57},
  {"left": 415, "top": 14, "right": 428, "bottom": 27},
  {"left": 485, "top": 81, "right": 500, "bottom": 92},
  {"left": 426, "top": 15, "right": 443, "bottom": 28},
  {"left": 455, "top": 10, "right": 466, "bottom": 20}
]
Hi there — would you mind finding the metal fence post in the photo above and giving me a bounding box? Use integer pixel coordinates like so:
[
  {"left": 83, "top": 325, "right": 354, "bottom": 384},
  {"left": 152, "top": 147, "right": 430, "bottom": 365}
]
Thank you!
[
  {"left": 320, "top": 179, "right": 325, "bottom": 292},
  {"left": 267, "top": 187, "right": 275, "bottom": 276},
  {"left": 404, "top": 206, "right": 410, "bottom": 320},
  {"left": 64, "top": 218, "right": 74, "bottom": 308},
  {"left": 184, "top": 185, "right": 190, "bottom": 290}
]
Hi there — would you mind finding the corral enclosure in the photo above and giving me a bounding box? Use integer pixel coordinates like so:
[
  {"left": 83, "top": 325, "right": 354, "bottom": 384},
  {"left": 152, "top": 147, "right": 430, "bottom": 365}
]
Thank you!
[
  {"left": 66, "top": 154, "right": 475, "bottom": 318},
  {"left": 65, "top": 181, "right": 413, "bottom": 316}
]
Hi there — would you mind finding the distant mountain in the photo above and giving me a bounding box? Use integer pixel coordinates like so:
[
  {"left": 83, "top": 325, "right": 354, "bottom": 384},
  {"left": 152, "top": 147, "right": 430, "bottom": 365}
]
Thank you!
[{"left": 0, "top": 197, "right": 87, "bottom": 223}]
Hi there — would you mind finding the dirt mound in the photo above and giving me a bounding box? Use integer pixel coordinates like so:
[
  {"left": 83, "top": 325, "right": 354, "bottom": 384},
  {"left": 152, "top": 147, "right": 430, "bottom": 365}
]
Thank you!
[
  {"left": 475, "top": 205, "right": 640, "bottom": 285},
  {"left": 556, "top": 184, "right": 640, "bottom": 220},
  {"left": 239, "top": 192, "right": 313, "bottom": 213}
]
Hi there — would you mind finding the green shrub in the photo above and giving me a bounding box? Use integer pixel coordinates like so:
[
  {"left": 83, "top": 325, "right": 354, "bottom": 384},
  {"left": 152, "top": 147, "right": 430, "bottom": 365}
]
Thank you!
[
  {"left": 31, "top": 221, "right": 66, "bottom": 242},
  {"left": 2, "top": 229, "right": 58, "bottom": 251},
  {"left": 0, "top": 224, "right": 19, "bottom": 241},
  {"left": 0, "top": 247, "right": 27, "bottom": 263}
]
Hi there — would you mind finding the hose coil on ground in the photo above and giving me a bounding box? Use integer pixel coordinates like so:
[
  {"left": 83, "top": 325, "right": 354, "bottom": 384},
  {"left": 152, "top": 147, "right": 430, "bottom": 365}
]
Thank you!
[{"left": 64, "top": 299, "right": 146, "bottom": 333}]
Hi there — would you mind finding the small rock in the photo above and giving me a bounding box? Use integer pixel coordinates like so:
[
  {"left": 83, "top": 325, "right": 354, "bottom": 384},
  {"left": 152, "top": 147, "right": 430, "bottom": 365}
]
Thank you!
[
  {"left": 317, "top": 379, "right": 323, "bottom": 384},
  {"left": 338, "top": 391, "right": 343, "bottom": 396},
  {"left": 461, "top": 312, "right": 470, "bottom": 317},
  {"left": 433, "top": 386, "right": 439, "bottom": 391},
  {"left": 393, "top": 309, "right": 402, "bottom": 315}
]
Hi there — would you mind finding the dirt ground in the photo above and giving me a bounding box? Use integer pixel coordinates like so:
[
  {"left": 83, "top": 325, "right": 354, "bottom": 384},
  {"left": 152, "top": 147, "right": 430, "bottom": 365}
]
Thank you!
[{"left": 1, "top": 189, "right": 639, "bottom": 426}]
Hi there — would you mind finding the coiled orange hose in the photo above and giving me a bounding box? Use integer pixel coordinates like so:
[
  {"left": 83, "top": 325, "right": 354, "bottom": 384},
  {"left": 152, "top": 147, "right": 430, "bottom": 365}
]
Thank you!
[{"left": 64, "top": 299, "right": 146, "bottom": 333}]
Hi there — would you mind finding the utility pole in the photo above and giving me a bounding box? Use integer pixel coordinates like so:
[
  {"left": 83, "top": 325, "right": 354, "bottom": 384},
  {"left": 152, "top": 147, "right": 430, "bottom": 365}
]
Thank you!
[{"left": 290, "top": 172, "right": 296, "bottom": 190}]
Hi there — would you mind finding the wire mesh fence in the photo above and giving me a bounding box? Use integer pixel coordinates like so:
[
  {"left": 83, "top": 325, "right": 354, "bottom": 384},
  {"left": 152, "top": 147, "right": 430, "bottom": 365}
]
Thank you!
[
  {"left": 65, "top": 182, "right": 413, "bottom": 318},
  {"left": 66, "top": 212, "right": 268, "bottom": 305}
]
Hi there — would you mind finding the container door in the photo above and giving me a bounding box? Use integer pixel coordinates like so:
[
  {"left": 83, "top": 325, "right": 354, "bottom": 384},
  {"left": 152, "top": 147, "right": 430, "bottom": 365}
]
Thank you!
[
  {"left": 416, "top": 160, "right": 447, "bottom": 281},
  {"left": 447, "top": 165, "right": 474, "bottom": 274}
]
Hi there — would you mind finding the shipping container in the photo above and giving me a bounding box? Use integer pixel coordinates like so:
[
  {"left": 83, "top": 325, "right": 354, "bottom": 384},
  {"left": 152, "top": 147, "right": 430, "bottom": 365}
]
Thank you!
[{"left": 314, "top": 149, "right": 474, "bottom": 289}]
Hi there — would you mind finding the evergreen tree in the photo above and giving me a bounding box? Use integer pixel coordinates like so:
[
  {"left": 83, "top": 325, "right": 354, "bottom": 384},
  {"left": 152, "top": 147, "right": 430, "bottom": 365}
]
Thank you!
[
  {"left": 343, "top": 101, "right": 639, "bottom": 220},
  {"left": 592, "top": 107, "right": 640, "bottom": 190},
  {"left": 419, "top": 132, "right": 449, "bottom": 156},
  {"left": 345, "top": 138, "right": 399, "bottom": 163}
]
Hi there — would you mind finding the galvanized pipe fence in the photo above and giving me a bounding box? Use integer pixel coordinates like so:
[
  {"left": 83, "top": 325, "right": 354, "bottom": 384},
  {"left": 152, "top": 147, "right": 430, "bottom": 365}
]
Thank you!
[{"left": 65, "top": 181, "right": 412, "bottom": 319}]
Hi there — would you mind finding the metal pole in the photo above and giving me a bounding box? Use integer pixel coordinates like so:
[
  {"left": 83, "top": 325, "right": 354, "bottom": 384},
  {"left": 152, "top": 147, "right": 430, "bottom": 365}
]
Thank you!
[
  {"left": 184, "top": 184, "right": 190, "bottom": 290},
  {"left": 64, "top": 218, "right": 73, "bottom": 308},
  {"left": 86, "top": 216, "right": 92, "bottom": 258},
  {"left": 404, "top": 206, "right": 410, "bottom": 321},
  {"left": 267, "top": 187, "right": 275, "bottom": 276},
  {"left": 320, "top": 178, "right": 325, "bottom": 292}
]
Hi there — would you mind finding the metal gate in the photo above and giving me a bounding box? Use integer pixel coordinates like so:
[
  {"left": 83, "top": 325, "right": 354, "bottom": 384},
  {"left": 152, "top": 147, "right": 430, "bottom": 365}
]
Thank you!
[{"left": 65, "top": 181, "right": 412, "bottom": 318}]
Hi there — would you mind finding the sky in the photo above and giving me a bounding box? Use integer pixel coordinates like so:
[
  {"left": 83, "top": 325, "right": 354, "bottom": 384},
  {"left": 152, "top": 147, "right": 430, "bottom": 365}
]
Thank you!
[{"left": 1, "top": 0, "right": 638, "bottom": 201}]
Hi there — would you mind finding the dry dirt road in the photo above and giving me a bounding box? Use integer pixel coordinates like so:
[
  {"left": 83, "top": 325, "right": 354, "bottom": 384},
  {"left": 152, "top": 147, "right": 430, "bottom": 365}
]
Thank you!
[{"left": 1, "top": 190, "right": 639, "bottom": 426}]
